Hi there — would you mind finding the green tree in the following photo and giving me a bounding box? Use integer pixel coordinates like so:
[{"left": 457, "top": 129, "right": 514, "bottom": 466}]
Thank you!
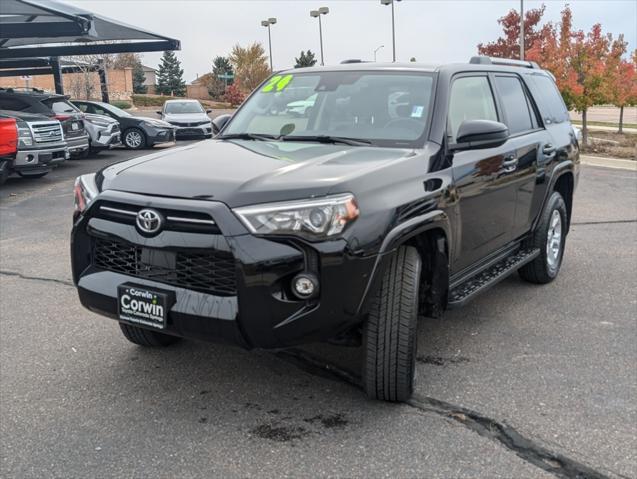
[
  {"left": 132, "top": 61, "right": 147, "bottom": 94},
  {"left": 156, "top": 51, "right": 186, "bottom": 96},
  {"left": 228, "top": 43, "right": 270, "bottom": 92},
  {"left": 213, "top": 56, "right": 234, "bottom": 81},
  {"left": 294, "top": 50, "right": 317, "bottom": 68},
  {"left": 206, "top": 56, "right": 234, "bottom": 99}
]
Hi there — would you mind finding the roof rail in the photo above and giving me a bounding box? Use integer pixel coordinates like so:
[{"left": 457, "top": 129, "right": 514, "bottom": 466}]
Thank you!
[
  {"left": 340, "top": 59, "right": 368, "bottom": 64},
  {"left": 469, "top": 56, "right": 540, "bottom": 69}
]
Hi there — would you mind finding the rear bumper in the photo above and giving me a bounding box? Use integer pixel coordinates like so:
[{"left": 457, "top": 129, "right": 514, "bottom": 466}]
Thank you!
[
  {"left": 66, "top": 135, "right": 89, "bottom": 155},
  {"left": 71, "top": 191, "right": 377, "bottom": 349}
]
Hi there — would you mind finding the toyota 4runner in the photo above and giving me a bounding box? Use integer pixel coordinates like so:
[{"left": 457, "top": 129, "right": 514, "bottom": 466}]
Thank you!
[{"left": 71, "top": 57, "right": 579, "bottom": 402}]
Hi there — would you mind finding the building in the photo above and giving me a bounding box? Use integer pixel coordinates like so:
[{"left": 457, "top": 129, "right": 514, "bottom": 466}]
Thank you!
[{"left": 141, "top": 65, "right": 157, "bottom": 87}]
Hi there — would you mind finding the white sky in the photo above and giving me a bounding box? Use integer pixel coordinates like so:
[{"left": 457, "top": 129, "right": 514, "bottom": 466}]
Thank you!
[{"left": 66, "top": 0, "right": 636, "bottom": 82}]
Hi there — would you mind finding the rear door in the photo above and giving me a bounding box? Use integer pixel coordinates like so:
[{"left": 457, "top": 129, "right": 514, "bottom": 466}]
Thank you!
[
  {"left": 491, "top": 73, "right": 548, "bottom": 239},
  {"left": 448, "top": 73, "right": 519, "bottom": 272}
]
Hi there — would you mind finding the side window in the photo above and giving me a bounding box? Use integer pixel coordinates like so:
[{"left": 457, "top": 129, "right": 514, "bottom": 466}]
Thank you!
[
  {"left": 0, "top": 97, "right": 30, "bottom": 111},
  {"left": 448, "top": 76, "right": 498, "bottom": 142},
  {"left": 526, "top": 74, "right": 569, "bottom": 124},
  {"left": 495, "top": 76, "right": 534, "bottom": 135},
  {"left": 75, "top": 103, "right": 89, "bottom": 113}
]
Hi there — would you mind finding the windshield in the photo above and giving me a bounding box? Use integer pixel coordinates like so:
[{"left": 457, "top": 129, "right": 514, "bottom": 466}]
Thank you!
[
  {"left": 224, "top": 71, "right": 435, "bottom": 147},
  {"left": 100, "top": 103, "right": 132, "bottom": 118},
  {"left": 164, "top": 101, "right": 204, "bottom": 114}
]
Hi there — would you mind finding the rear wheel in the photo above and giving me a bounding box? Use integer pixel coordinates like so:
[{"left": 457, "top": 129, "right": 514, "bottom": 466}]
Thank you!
[
  {"left": 519, "top": 191, "right": 567, "bottom": 284},
  {"left": 123, "top": 128, "right": 146, "bottom": 150},
  {"left": 363, "top": 246, "right": 421, "bottom": 402},
  {"left": 119, "top": 323, "right": 182, "bottom": 347}
]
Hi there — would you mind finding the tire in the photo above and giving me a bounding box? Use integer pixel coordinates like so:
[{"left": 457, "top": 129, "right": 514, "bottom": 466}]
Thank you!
[
  {"left": 204, "top": 134, "right": 213, "bottom": 139},
  {"left": 123, "top": 128, "right": 146, "bottom": 150},
  {"left": 363, "top": 245, "right": 421, "bottom": 402},
  {"left": 519, "top": 191, "right": 567, "bottom": 284},
  {"left": 119, "top": 323, "right": 182, "bottom": 347}
]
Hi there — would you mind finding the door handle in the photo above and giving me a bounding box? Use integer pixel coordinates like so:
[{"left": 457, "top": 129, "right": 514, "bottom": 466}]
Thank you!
[
  {"left": 543, "top": 144, "right": 556, "bottom": 156},
  {"left": 502, "top": 156, "right": 518, "bottom": 173}
]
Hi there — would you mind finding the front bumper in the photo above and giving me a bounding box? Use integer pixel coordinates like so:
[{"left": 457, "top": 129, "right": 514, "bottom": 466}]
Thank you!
[
  {"left": 14, "top": 143, "right": 69, "bottom": 171},
  {"left": 145, "top": 127, "right": 176, "bottom": 145},
  {"left": 66, "top": 135, "right": 90, "bottom": 155},
  {"left": 171, "top": 123, "right": 212, "bottom": 137},
  {"left": 89, "top": 126, "right": 121, "bottom": 150},
  {"left": 71, "top": 191, "right": 377, "bottom": 349}
]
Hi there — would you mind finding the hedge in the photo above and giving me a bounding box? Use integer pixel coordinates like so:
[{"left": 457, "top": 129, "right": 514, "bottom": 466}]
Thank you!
[
  {"left": 111, "top": 100, "right": 131, "bottom": 110},
  {"left": 131, "top": 94, "right": 175, "bottom": 107}
]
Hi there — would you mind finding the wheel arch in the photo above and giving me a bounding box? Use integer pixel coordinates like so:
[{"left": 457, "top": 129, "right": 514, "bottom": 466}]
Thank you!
[{"left": 553, "top": 171, "right": 574, "bottom": 232}]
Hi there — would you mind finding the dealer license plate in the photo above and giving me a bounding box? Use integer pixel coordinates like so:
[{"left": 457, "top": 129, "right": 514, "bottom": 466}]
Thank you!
[{"left": 117, "top": 283, "right": 173, "bottom": 329}]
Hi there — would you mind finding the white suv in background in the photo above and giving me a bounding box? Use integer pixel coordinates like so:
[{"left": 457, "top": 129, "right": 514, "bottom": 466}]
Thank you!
[{"left": 159, "top": 99, "right": 212, "bottom": 139}]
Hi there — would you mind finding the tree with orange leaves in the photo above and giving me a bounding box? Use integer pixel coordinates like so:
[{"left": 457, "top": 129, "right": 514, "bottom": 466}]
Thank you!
[
  {"left": 477, "top": 5, "right": 547, "bottom": 59},
  {"left": 606, "top": 39, "right": 637, "bottom": 133}
]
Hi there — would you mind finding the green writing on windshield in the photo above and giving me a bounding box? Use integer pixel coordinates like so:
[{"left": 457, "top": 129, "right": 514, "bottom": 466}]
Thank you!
[{"left": 262, "top": 74, "right": 293, "bottom": 92}]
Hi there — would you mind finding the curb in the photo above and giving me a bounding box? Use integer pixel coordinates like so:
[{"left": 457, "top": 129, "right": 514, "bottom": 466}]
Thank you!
[{"left": 580, "top": 155, "right": 637, "bottom": 171}]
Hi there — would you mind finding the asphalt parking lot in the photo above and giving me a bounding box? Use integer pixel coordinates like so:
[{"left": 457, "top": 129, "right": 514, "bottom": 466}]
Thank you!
[{"left": 1, "top": 143, "right": 635, "bottom": 478}]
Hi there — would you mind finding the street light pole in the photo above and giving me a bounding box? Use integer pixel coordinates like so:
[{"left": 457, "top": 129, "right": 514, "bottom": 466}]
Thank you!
[
  {"left": 261, "top": 17, "right": 277, "bottom": 71},
  {"left": 520, "top": 0, "right": 524, "bottom": 60},
  {"left": 381, "top": 0, "right": 402, "bottom": 62},
  {"left": 310, "top": 7, "right": 329, "bottom": 66},
  {"left": 374, "top": 45, "right": 384, "bottom": 62}
]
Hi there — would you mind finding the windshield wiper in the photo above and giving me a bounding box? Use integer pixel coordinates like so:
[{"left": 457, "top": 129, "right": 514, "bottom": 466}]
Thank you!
[
  {"left": 217, "top": 132, "right": 279, "bottom": 141},
  {"left": 280, "top": 135, "right": 372, "bottom": 146}
]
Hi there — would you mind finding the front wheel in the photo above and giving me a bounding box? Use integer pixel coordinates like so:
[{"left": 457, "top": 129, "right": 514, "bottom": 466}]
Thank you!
[
  {"left": 519, "top": 191, "right": 567, "bottom": 284},
  {"left": 363, "top": 245, "right": 421, "bottom": 402},
  {"left": 119, "top": 323, "right": 182, "bottom": 347},
  {"left": 123, "top": 128, "right": 146, "bottom": 150}
]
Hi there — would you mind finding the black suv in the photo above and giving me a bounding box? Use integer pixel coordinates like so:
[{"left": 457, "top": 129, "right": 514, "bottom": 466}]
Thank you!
[
  {"left": 71, "top": 57, "right": 579, "bottom": 402},
  {"left": 0, "top": 88, "right": 89, "bottom": 158}
]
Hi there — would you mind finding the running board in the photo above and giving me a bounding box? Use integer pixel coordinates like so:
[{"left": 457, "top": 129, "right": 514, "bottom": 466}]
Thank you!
[{"left": 447, "top": 248, "right": 540, "bottom": 309}]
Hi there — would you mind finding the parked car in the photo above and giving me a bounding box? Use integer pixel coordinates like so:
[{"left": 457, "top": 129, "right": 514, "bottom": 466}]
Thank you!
[
  {"left": 0, "top": 88, "right": 88, "bottom": 158},
  {"left": 72, "top": 100, "right": 175, "bottom": 150},
  {"left": 0, "top": 110, "right": 68, "bottom": 181},
  {"left": 71, "top": 57, "right": 579, "bottom": 402},
  {"left": 0, "top": 114, "right": 18, "bottom": 185},
  {"left": 81, "top": 113, "right": 121, "bottom": 155},
  {"left": 159, "top": 99, "right": 212, "bottom": 138}
]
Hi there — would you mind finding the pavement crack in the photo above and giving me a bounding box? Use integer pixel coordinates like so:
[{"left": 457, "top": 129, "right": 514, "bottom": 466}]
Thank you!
[
  {"left": 275, "top": 347, "right": 612, "bottom": 479},
  {"left": 0, "top": 270, "right": 74, "bottom": 287},
  {"left": 571, "top": 219, "right": 637, "bottom": 226}
]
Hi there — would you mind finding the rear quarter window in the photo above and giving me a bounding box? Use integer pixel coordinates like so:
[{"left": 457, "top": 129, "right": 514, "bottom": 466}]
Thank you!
[{"left": 525, "top": 74, "right": 569, "bottom": 125}]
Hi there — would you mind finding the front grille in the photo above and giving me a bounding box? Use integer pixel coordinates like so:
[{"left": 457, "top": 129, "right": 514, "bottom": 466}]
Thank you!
[
  {"left": 170, "top": 121, "right": 209, "bottom": 127},
  {"left": 94, "top": 201, "right": 220, "bottom": 234},
  {"left": 92, "top": 237, "right": 237, "bottom": 296},
  {"left": 30, "top": 121, "right": 63, "bottom": 144}
]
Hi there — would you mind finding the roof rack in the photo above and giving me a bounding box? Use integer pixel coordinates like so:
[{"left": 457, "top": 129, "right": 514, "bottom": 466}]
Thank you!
[
  {"left": 340, "top": 59, "right": 368, "bottom": 64},
  {"left": 469, "top": 56, "right": 540, "bottom": 69}
]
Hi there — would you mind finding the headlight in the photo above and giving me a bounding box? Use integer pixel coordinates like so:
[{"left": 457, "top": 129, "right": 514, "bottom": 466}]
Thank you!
[
  {"left": 73, "top": 173, "right": 98, "bottom": 216},
  {"left": 17, "top": 121, "right": 33, "bottom": 147},
  {"left": 234, "top": 193, "right": 359, "bottom": 240},
  {"left": 85, "top": 117, "right": 111, "bottom": 128}
]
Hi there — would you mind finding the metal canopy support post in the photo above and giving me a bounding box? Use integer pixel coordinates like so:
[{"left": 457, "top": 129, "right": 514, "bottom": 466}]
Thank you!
[
  {"left": 50, "top": 56, "right": 64, "bottom": 94},
  {"left": 97, "top": 59, "right": 109, "bottom": 103}
]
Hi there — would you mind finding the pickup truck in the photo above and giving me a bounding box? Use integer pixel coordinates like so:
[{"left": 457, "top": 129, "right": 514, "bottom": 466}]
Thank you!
[
  {"left": 71, "top": 57, "right": 579, "bottom": 402},
  {"left": 0, "top": 110, "right": 68, "bottom": 181}
]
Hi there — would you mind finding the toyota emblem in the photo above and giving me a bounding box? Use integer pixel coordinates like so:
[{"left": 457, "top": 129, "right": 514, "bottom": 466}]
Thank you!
[{"left": 136, "top": 209, "right": 163, "bottom": 234}]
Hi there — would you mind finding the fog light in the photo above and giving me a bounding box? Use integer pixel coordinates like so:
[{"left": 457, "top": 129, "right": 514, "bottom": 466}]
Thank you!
[{"left": 292, "top": 273, "right": 319, "bottom": 299}]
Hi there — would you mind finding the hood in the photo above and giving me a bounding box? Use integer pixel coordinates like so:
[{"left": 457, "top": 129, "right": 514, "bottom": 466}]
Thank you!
[
  {"left": 163, "top": 112, "right": 210, "bottom": 123},
  {"left": 132, "top": 116, "right": 173, "bottom": 128},
  {"left": 99, "top": 139, "right": 423, "bottom": 207}
]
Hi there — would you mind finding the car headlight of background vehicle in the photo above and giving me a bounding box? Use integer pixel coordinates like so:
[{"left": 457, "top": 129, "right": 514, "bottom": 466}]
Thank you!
[
  {"left": 16, "top": 121, "right": 33, "bottom": 147},
  {"left": 234, "top": 193, "right": 359, "bottom": 240},
  {"left": 73, "top": 173, "right": 99, "bottom": 217}
]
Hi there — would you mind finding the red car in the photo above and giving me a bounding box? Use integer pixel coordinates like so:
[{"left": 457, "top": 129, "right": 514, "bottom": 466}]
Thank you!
[{"left": 0, "top": 115, "right": 18, "bottom": 185}]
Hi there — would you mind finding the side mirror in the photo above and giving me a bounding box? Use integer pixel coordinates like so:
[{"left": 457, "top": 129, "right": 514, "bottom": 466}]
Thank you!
[
  {"left": 206, "top": 109, "right": 212, "bottom": 114},
  {"left": 452, "top": 120, "right": 509, "bottom": 150},
  {"left": 212, "top": 114, "right": 232, "bottom": 135},
  {"left": 156, "top": 110, "right": 162, "bottom": 116}
]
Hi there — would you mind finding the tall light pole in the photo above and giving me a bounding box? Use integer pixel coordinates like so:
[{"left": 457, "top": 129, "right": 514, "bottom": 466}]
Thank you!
[
  {"left": 374, "top": 45, "right": 384, "bottom": 62},
  {"left": 519, "top": 0, "right": 524, "bottom": 60},
  {"left": 261, "top": 17, "right": 277, "bottom": 70},
  {"left": 381, "top": 0, "right": 402, "bottom": 62},
  {"left": 310, "top": 7, "right": 329, "bottom": 66}
]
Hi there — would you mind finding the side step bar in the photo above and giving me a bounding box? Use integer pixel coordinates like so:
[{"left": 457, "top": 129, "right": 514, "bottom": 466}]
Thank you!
[{"left": 447, "top": 248, "right": 540, "bottom": 309}]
